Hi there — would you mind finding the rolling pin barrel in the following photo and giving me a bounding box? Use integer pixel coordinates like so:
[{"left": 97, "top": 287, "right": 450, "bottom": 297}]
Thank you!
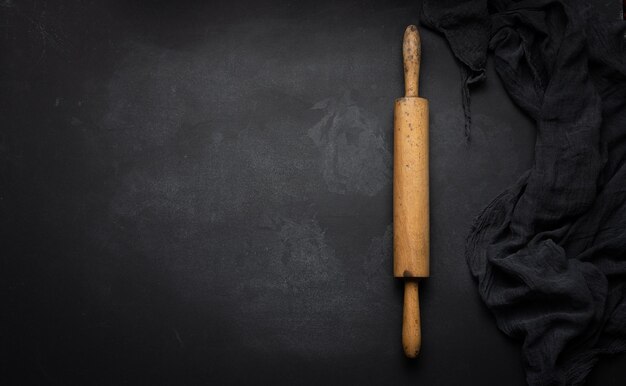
[{"left": 394, "top": 25, "right": 429, "bottom": 358}]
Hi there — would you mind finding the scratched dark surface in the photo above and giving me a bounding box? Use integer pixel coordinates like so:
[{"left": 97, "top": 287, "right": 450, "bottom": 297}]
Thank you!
[{"left": 2, "top": 0, "right": 624, "bottom": 385}]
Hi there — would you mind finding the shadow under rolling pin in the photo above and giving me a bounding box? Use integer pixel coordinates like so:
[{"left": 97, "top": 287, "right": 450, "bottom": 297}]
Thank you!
[{"left": 393, "top": 25, "right": 429, "bottom": 358}]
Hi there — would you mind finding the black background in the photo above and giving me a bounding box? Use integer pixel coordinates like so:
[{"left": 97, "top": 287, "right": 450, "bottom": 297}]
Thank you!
[{"left": 2, "top": 1, "right": 625, "bottom": 385}]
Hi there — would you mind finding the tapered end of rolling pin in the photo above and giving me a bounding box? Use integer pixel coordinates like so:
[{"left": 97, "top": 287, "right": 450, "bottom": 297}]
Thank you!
[
  {"left": 402, "top": 280, "right": 421, "bottom": 358},
  {"left": 403, "top": 25, "right": 421, "bottom": 98}
]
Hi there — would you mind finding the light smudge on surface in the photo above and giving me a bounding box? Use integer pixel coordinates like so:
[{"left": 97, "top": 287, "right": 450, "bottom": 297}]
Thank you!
[
  {"left": 275, "top": 217, "right": 339, "bottom": 287},
  {"left": 308, "top": 91, "right": 391, "bottom": 196},
  {"left": 364, "top": 224, "right": 393, "bottom": 289}
]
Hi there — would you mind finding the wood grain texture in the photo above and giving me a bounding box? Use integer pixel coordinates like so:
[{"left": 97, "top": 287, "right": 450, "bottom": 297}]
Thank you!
[{"left": 393, "top": 97, "right": 429, "bottom": 278}]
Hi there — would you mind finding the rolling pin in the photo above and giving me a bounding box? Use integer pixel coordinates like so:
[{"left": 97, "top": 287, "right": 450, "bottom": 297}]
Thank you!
[{"left": 393, "top": 25, "right": 429, "bottom": 358}]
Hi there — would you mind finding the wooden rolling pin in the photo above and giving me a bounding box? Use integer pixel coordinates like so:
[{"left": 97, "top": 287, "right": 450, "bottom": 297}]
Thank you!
[{"left": 393, "top": 25, "right": 429, "bottom": 358}]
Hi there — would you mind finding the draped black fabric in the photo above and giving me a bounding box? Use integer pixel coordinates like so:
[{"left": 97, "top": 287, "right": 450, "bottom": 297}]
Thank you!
[{"left": 422, "top": 1, "right": 626, "bottom": 385}]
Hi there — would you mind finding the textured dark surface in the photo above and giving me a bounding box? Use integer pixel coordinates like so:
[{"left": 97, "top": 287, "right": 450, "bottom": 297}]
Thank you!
[{"left": 1, "top": 1, "right": 624, "bottom": 385}]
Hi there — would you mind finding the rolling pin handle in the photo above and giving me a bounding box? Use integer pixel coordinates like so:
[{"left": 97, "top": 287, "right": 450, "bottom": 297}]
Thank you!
[
  {"left": 402, "top": 279, "right": 421, "bottom": 358},
  {"left": 403, "top": 25, "right": 421, "bottom": 98}
]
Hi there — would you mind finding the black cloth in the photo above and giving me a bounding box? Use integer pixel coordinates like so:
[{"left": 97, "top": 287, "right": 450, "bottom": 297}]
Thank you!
[{"left": 422, "top": 0, "right": 626, "bottom": 385}]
